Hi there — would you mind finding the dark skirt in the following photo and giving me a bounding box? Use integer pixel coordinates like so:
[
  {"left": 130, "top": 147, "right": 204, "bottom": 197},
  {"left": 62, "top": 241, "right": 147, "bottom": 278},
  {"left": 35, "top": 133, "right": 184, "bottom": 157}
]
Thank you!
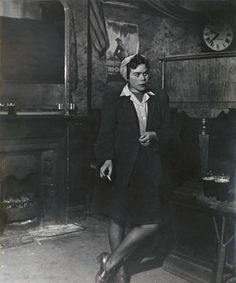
[{"left": 110, "top": 146, "right": 162, "bottom": 225}]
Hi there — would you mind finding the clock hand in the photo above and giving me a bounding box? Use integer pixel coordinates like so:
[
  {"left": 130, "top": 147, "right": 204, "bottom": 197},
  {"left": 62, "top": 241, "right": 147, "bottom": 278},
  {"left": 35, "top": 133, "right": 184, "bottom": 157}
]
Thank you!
[
  {"left": 210, "top": 32, "right": 220, "bottom": 43},
  {"left": 210, "top": 30, "right": 219, "bottom": 35}
]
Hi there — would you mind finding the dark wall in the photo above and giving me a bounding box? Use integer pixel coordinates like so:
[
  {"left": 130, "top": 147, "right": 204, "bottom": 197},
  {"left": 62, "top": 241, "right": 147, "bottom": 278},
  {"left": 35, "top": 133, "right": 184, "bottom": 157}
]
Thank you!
[{"left": 91, "top": 3, "right": 202, "bottom": 109}]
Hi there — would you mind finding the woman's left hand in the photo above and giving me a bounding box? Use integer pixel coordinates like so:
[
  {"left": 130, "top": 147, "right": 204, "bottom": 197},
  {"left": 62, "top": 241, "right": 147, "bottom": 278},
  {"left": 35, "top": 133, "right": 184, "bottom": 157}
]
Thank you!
[{"left": 139, "top": 131, "right": 157, "bottom": 147}]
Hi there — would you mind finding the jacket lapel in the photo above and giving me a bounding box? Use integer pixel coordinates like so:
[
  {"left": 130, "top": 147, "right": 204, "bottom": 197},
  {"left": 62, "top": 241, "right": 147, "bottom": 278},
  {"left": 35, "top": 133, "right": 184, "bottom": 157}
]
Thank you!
[
  {"left": 147, "top": 95, "right": 156, "bottom": 130},
  {"left": 121, "top": 96, "right": 140, "bottom": 134},
  {"left": 121, "top": 94, "right": 158, "bottom": 134}
]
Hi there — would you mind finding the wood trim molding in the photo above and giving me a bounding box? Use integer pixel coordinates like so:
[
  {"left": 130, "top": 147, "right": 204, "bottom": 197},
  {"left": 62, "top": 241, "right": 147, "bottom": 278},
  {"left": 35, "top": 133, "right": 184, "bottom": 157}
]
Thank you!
[
  {"left": 102, "top": 0, "right": 139, "bottom": 9},
  {"left": 161, "top": 51, "right": 236, "bottom": 61}
]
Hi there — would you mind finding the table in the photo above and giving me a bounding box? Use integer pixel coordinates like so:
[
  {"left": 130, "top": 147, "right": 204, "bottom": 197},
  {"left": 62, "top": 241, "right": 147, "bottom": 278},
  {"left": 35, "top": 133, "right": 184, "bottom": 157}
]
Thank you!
[{"left": 195, "top": 193, "right": 236, "bottom": 283}]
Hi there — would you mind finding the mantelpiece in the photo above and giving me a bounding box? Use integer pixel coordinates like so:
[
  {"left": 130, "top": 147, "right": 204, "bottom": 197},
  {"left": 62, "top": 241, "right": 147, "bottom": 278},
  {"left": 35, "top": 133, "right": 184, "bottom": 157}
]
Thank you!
[
  {"left": 0, "top": 114, "right": 92, "bottom": 228},
  {"left": 0, "top": 1, "right": 83, "bottom": 236},
  {"left": 0, "top": 115, "right": 67, "bottom": 223}
]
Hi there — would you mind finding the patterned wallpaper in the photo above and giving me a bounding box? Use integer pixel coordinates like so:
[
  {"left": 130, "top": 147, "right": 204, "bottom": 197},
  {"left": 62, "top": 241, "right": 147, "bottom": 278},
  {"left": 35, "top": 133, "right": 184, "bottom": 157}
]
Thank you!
[{"left": 67, "top": 0, "right": 203, "bottom": 113}]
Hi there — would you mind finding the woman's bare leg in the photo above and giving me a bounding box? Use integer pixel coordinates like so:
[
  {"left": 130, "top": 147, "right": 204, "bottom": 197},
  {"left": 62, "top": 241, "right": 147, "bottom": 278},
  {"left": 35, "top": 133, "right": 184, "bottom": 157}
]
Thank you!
[
  {"left": 105, "top": 223, "right": 160, "bottom": 272},
  {"left": 108, "top": 219, "right": 131, "bottom": 282},
  {"left": 109, "top": 219, "right": 125, "bottom": 251}
]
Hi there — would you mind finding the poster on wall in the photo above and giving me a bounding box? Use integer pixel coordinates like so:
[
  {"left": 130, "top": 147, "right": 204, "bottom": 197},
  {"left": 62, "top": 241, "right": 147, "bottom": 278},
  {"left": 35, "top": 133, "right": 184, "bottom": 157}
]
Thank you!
[{"left": 106, "top": 20, "right": 139, "bottom": 82}]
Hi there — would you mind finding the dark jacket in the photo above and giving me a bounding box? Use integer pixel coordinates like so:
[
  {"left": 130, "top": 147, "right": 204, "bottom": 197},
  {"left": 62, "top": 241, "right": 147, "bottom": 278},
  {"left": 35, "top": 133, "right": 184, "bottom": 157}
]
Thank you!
[{"left": 95, "top": 88, "right": 170, "bottom": 193}]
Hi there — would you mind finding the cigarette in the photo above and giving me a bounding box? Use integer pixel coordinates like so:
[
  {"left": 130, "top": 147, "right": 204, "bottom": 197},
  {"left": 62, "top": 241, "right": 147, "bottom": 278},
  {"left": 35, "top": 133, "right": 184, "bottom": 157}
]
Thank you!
[{"left": 107, "top": 175, "right": 111, "bottom": 181}]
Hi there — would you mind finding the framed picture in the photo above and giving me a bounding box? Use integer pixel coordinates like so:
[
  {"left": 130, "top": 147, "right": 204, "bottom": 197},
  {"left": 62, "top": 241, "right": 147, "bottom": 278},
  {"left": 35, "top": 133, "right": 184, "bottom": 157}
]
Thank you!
[{"left": 106, "top": 20, "right": 139, "bottom": 82}]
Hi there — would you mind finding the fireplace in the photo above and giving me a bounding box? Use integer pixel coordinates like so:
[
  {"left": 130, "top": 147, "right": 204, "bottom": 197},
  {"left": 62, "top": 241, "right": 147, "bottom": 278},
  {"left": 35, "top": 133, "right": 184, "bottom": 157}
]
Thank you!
[
  {"left": 0, "top": 145, "right": 61, "bottom": 225},
  {"left": 1, "top": 154, "right": 40, "bottom": 222},
  {"left": 0, "top": 116, "right": 67, "bottom": 231}
]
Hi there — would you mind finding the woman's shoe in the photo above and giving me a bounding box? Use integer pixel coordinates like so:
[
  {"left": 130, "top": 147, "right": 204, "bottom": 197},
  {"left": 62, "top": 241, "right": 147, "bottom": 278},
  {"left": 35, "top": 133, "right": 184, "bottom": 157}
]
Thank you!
[{"left": 95, "top": 252, "right": 114, "bottom": 283}]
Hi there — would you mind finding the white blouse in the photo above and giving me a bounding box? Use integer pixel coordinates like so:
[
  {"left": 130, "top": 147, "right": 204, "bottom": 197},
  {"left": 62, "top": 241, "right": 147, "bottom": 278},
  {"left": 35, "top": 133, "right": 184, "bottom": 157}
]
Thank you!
[{"left": 120, "top": 84, "right": 155, "bottom": 136}]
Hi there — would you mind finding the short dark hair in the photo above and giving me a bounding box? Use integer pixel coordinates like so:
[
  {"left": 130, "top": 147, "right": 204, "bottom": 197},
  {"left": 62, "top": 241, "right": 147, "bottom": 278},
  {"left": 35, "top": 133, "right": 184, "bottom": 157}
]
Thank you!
[{"left": 126, "top": 54, "right": 150, "bottom": 79}]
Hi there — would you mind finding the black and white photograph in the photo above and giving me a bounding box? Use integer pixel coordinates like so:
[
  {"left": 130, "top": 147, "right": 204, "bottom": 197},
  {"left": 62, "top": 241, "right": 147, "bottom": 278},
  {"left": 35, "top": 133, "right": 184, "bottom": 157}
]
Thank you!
[{"left": 0, "top": 0, "right": 236, "bottom": 283}]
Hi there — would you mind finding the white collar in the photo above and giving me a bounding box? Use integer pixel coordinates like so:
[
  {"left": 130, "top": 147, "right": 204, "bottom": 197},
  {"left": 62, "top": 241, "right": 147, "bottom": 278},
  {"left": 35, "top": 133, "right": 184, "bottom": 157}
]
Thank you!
[{"left": 120, "top": 84, "right": 155, "bottom": 98}]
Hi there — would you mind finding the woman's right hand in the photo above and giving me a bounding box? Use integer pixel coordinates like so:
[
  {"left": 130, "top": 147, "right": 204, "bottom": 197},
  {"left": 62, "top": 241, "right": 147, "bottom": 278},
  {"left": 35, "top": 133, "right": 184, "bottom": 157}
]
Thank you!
[{"left": 100, "top": 160, "right": 113, "bottom": 180}]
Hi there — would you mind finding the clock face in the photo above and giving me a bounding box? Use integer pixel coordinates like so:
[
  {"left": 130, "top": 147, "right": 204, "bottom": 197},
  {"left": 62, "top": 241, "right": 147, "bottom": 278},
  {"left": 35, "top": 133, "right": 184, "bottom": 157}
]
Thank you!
[{"left": 203, "top": 21, "right": 234, "bottom": 51}]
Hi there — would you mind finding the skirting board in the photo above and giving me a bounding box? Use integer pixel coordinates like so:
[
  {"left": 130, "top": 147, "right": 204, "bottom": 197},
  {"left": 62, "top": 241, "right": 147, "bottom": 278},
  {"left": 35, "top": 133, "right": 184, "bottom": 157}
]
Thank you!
[{"left": 162, "top": 253, "right": 213, "bottom": 283}]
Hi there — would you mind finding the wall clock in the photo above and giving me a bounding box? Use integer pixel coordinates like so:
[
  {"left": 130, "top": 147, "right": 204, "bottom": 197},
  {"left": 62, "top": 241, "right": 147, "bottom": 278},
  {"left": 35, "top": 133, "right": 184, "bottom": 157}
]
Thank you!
[{"left": 203, "top": 21, "right": 234, "bottom": 51}]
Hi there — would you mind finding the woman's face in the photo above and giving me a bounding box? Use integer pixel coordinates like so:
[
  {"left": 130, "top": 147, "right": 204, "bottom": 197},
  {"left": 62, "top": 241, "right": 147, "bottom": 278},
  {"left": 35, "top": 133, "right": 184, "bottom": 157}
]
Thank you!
[{"left": 128, "top": 63, "right": 149, "bottom": 93}]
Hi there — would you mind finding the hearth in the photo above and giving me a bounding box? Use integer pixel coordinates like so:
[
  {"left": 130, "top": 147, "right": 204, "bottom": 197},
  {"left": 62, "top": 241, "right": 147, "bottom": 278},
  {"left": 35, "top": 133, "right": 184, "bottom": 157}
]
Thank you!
[{"left": 0, "top": 120, "right": 67, "bottom": 233}]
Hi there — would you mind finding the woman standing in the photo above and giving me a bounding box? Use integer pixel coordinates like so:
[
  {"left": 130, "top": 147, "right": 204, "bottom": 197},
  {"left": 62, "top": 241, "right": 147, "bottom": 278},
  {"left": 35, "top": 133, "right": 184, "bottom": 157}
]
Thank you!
[{"left": 95, "top": 54, "right": 170, "bottom": 283}]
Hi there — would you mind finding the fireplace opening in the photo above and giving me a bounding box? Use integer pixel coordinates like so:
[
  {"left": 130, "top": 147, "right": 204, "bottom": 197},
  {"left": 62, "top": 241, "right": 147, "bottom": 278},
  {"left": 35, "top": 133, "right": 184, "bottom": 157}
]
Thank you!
[
  {"left": 1, "top": 173, "right": 42, "bottom": 223},
  {"left": 0, "top": 154, "right": 43, "bottom": 226}
]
